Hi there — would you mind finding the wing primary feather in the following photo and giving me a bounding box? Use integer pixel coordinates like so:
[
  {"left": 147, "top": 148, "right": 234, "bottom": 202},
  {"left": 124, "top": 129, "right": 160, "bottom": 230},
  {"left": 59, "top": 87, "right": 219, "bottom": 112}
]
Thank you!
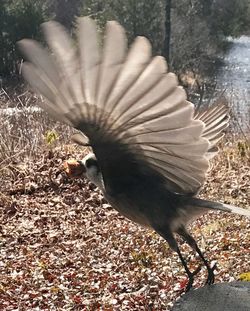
[
  {"left": 18, "top": 39, "right": 60, "bottom": 85},
  {"left": 196, "top": 103, "right": 228, "bottom": 123},
  {"left": 119, "top": 88, "right": 188, "bottom": 137},
  {"left": 42, "top": 21, "right": 85, "bottom": 106},
  {"left": 134, "top": 148, "right": 208, "bottom": 173},
  {"left": 200, "top": 107, "right": 228, "bottom": 126},
  {"left": 111, "top": 83, "right": 186, "bottom": 138},
  {"left": 102, "top": 36, "right": 152, "bottom": 125},
  {"left": 195, "top": 103, "right": 230, "bottom": 155},
  {"left": 108, "top": 56, "right": 167, "bottom": 128},
  {"left": 71, "top": 133, "right": 89, "bottom": 146},
  {"left": 119, "top": 104, "right": 193, "bottom": 140},
  {"left": 96, "top": 21, "right": 127, "bottom": 114},
  {"left": 78, "top": 17, "right": 100, "bottom": 125},
  {"left": 21, "top": 63, "right": 73, "bottom": 125},
  {"left": 19, "top": 40, "right": 74, "bottom": 114},
  {"left": 110, "top": 76, "right": 178, "bottom": 137},
  {"left": 199, "top": 109, "right": 228, "bottom": 126}
]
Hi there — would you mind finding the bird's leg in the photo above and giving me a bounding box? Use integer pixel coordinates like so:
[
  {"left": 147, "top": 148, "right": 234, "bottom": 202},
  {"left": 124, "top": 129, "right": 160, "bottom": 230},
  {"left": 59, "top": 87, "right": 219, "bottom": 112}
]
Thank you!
[
  {"left": 153, "top": 227, "right": 200, "bottom": 292},
  {"left": 194, "top": 244, "right": 216, "bottom": 285},
  {"left": 177, "top": 227, "right": 216, "bottom": 285},
  {"left": 176, "top": 245, "right": 201, "bottom": 291}
]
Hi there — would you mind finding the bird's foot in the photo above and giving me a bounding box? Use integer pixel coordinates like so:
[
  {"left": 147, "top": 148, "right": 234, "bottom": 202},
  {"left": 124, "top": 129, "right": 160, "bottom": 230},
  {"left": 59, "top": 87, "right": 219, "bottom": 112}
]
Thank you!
[
  {"left": 206, "top": 263, "right": 216, "bottom": 285},
  {"left": 185, "top": 265, "right": 202, "bottom": 292}
]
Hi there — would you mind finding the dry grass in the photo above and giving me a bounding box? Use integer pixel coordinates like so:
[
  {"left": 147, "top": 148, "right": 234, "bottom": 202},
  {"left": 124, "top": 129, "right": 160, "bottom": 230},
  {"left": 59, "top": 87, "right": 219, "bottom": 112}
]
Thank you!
[
  {"left": 201, "top": 138, "right": 250, "bottom": 206},
  {"left": 0, "top": 86, "right": 74, "bottom": 169}
]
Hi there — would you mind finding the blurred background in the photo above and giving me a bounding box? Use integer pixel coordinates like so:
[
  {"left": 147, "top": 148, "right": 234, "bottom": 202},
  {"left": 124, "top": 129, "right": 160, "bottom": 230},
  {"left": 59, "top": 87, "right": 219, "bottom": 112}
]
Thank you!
[{"left": 0, "top": 0, "right": 249, "bottom": 161}]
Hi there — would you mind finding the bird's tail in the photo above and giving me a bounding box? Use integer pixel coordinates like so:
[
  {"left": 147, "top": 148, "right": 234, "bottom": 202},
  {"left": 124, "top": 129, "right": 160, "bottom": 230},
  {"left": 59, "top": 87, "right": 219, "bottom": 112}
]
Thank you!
[{"left": 190, "top": 197, "right": 250, "bottom": 217}]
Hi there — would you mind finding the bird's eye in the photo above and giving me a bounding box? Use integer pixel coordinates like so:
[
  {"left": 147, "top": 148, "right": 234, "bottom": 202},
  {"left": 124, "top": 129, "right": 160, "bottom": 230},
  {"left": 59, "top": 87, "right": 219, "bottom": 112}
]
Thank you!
[{"left": 85, "top": 157, "right": 98, "bottom": 169}]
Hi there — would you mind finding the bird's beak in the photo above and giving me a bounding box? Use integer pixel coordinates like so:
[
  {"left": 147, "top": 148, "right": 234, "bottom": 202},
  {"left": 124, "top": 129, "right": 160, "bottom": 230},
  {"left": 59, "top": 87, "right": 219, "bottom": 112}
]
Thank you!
[{"left": 63, "top": 159, "right": 86, "bottom": 178}]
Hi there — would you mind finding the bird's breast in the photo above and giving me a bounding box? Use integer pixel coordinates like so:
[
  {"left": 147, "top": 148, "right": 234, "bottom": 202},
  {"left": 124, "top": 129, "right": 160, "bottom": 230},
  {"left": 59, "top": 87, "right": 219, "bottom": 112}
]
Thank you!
[{"left": 104, "top": 191, "right": 152, "bottom": 228}]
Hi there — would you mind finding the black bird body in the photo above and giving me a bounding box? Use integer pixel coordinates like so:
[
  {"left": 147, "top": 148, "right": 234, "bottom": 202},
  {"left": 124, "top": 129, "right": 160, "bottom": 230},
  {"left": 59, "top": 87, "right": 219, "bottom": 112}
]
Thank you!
[{"left": 101, "top": 156, "right": 187, "bottom": 229}]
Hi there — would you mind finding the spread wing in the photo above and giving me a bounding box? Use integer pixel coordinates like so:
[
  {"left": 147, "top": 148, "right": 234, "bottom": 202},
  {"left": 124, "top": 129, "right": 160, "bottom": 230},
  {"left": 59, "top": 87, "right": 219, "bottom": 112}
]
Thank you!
[
  {"left": 18, "top": 17, "right": 229, "bottom": 194},
  {"left": 195, "top": 103, "right": 229, "bottom": 159}
]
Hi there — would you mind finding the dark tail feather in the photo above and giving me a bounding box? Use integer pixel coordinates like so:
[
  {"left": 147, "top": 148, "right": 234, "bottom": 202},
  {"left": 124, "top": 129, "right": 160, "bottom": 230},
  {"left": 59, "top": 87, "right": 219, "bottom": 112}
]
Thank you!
[{"left": 190, "top": 198, "right": 250, "bottom": 217}]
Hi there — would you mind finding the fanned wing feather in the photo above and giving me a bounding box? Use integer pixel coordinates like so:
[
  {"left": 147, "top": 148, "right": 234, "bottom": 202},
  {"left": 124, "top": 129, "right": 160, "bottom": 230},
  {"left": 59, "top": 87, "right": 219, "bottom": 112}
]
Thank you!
[
  {"left": 71, "top": 132, "right": 89, "bottom": 146},
  {"left": 78, "top": 18, "right": 100, "bottom": 106},
  {"left": 42, "top": 22, "right": 85, "bottom": 106},
  {"left": 21, "top": 62, "right": 73, "bottom": 125},
  {"left": 19, "top": 17, "right": 230, "bottom": 194},
  {"left": 104, "top": 36, "right": 152, "bottom": 118},
  {"left": 110, "top": 56, "right": 167, "bottom": 126},
  {"left": 195, "top": 103, "right": 229, "bottom": 159},
  {"left": 112, "top": 73, "right": 178, "bottom": 131},
  {"left": 19, "top": 39, "right": 60, "bottom": 85},
  {"left": 96, "top": 21, "right": 127, "bottom": 110}
]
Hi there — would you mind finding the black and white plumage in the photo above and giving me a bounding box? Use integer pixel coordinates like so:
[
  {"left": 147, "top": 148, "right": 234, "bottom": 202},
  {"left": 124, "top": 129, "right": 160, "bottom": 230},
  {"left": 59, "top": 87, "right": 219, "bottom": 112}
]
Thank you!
[{"left": 18, "top": 17, "right": 250, "bottom": 291}]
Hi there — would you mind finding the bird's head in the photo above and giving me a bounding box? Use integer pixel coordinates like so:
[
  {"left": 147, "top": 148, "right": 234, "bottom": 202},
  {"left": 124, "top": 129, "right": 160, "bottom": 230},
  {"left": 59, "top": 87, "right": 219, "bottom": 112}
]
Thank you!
[{"left": 64, "top": 153, "right": 103, "bottom": 190}]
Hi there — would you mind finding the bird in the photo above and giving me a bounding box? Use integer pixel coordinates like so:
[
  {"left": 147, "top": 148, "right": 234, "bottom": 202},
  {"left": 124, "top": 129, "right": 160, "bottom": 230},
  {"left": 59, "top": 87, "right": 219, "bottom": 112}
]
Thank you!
[{"left": 18, "top": 17, "right": 250, "bottom": 291}]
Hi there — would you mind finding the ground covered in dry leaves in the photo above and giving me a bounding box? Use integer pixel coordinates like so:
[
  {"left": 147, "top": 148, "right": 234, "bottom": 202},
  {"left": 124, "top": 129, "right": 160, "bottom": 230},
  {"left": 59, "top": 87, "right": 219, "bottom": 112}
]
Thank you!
[{"left": 0, "top": 142, "right": 249, "bottom": 310}]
